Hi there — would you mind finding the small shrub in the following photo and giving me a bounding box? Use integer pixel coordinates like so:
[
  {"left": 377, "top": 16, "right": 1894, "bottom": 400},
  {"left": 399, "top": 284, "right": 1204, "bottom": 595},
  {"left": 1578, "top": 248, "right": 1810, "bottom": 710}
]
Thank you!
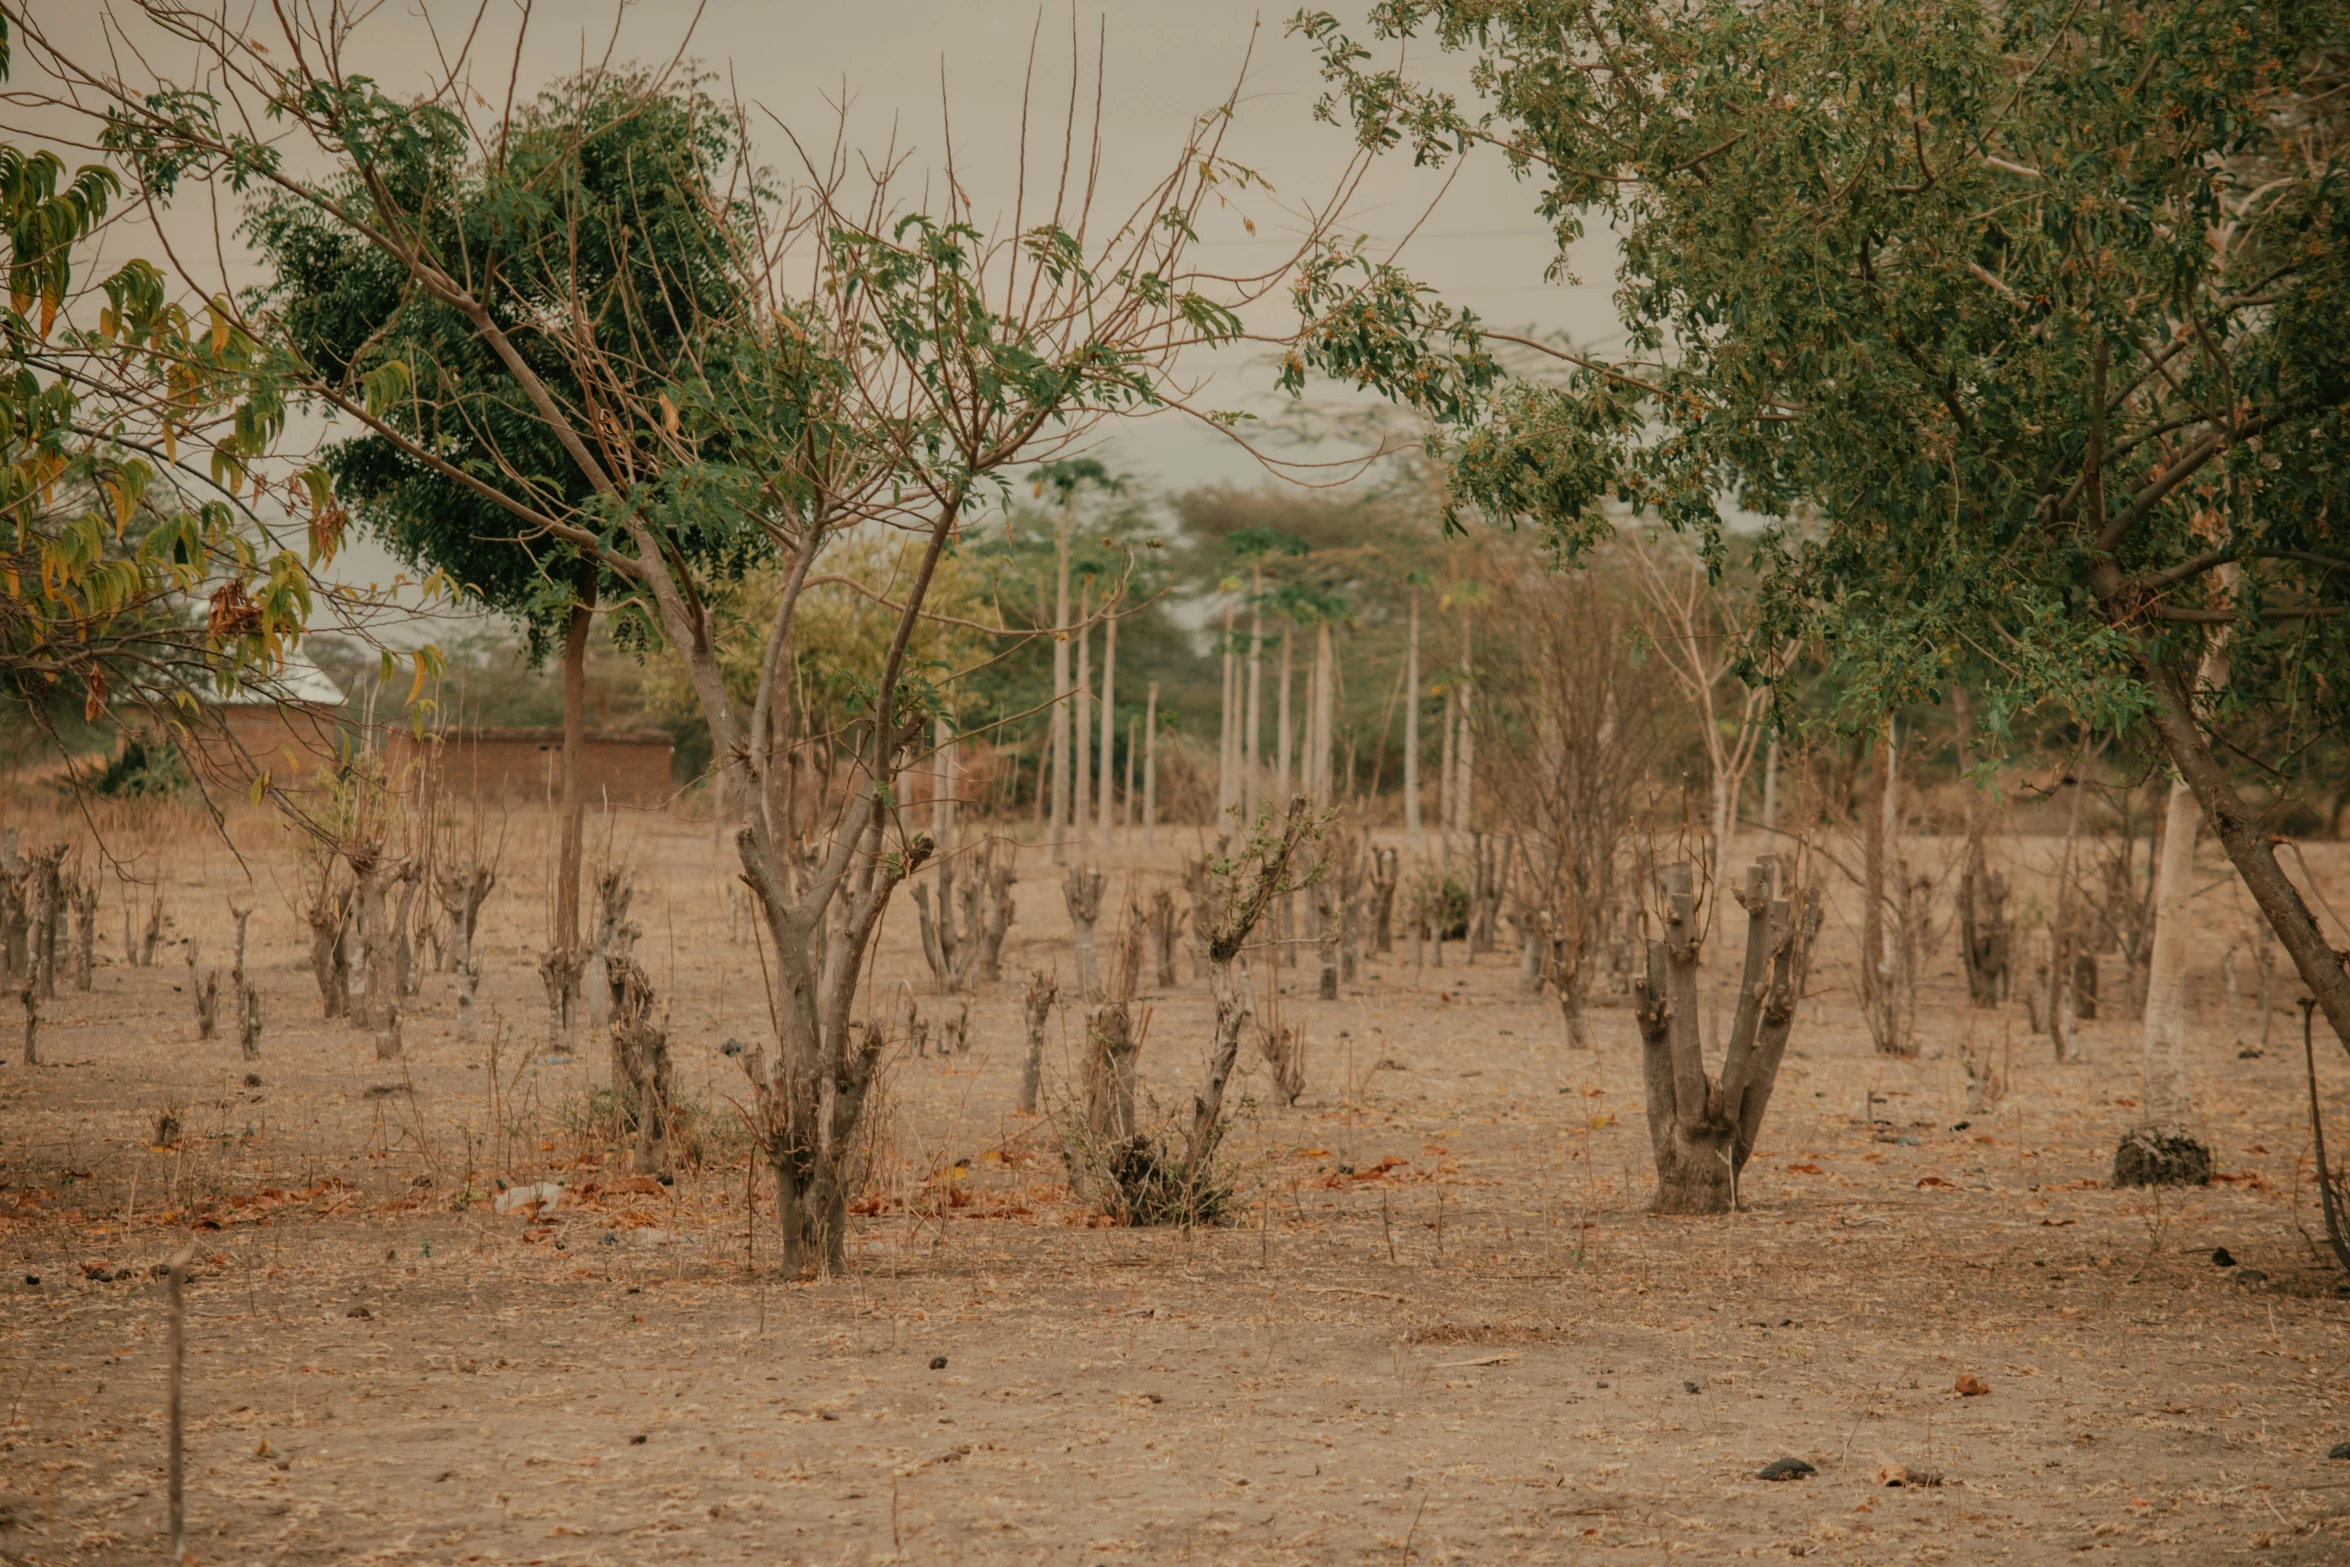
[
  {"left": 1063, "top": 1116, "right": 1233, "bottom": 1227},
  {"left": 85, "top": 733, "right": 190, "bottom": 799},
  {"left": 562, "top": 1084, "right": 746, "bottom": 1173}
]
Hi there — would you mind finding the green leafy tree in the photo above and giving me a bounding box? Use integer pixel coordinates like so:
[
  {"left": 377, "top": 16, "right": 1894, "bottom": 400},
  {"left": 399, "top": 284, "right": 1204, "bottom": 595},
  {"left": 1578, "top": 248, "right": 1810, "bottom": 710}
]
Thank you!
[
  {"left": 243, "top": 68, "right": 755, "bottom": 960},
  {"left": 1295, "top": 1, "right": 2350, "bottom": 1054}
]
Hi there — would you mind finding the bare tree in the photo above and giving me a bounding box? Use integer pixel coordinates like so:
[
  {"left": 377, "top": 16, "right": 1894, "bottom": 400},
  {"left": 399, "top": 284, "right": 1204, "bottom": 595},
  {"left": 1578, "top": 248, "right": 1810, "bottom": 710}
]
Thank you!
[
  {"left": 1477, "top": 557, "right": 1665, "bottom": 1047},
  {"left": 1623, "top": 529, "right": 1775, "bottom": 869}
]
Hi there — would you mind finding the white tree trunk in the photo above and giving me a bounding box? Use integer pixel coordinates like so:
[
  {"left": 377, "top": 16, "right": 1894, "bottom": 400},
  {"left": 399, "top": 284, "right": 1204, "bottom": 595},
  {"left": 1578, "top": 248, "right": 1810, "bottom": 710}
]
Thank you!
[
  {"left": 1276, "top": 626, "right": 1294, "bottom": 810},
  {"left": 1218, "top": 599, "right": 1237, "bottom": 825},
  {"left": 1144, "top": 682, "right": 1159, "bottom": 851},
  {"left": 1098, "top": 604, "right": 1117, "bottom": 856},
  {"left": 1075, "top": 584, "right": 1091, "bottom": 857},
  {"left": 1404, "top": 587, "right": 1423, "bottom": 853},
  {"left": 2140, "top": 778, "right": 2199, "bottom": 1122},
  {"left": 1245, "top": 566, "right": 1263, "bottom": 823},
  {"left": 1050, "top": 505, "right": 1072, "bottom": 862}
]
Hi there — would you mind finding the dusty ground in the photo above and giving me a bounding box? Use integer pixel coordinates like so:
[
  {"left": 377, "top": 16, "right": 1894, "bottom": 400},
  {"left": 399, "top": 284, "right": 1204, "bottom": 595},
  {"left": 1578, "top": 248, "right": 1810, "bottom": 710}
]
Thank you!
[{"left": 4, "top": 801, "right": 2350, "bottom": 1565}]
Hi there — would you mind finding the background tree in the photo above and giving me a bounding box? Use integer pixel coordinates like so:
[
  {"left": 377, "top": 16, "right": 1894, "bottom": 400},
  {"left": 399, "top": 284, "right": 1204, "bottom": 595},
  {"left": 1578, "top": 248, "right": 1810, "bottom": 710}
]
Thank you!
[{"left": 246, "top": 68, "right": 754, "bottom": 973}]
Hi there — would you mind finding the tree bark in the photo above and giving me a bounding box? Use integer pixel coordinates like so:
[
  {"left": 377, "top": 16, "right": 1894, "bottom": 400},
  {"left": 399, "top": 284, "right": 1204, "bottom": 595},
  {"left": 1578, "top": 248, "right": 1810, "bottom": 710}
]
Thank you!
[
  {"left": 1063, "top": 866, "right": 1105, "bottom": 1001},
  {"left": 1100, "top": 604, "right": 1118, "bottom": 855},
  {"left": 1405, "top": 585, "right": 1423, "bottom": 853},
  {"left": 2138, "top": 778, "right": 2200, "bottom": 1123},
  {"left": 555, "top": 570, "right": 595, "bottom": 976},
  {"left": 1143, "top": 682, "right": 1158, "bottom": 852},
  {"left": 1074, "top": 583, "right": 1091, "bottom": 858},
  {"left": 2138, "top": 649, "right": 2350, "bottom": 1062},
  {"left": 1051, "top": 500, "right": 1072, "bottom": 861},
  {"left": 1635, "top": 859, "right": 1818, "bottom": 1214},
  {"left": 1244, "top": 565, "right": 1262, "bottom": 824},
  {"left": 1018, "top": 970, "right": 1057, "bottom": 1114}
]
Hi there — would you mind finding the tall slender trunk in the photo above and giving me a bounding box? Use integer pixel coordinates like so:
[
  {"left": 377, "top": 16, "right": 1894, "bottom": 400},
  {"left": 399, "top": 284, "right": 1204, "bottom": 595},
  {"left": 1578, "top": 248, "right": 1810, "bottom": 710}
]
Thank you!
[
  {"left": 556, "top": 571, "right": 595, "bottom": 968},
  {"left": 1098, "top": 602, "right": 1117, "bottom": 856},
  {"left": 1245, "top": 565, "right": 1263, "bottom": 823},
  {"left": 1862, "top": 726, "right": 1887, "bottom": 1025},
  {"left": 1455, "top": 630, "right": 1474, "bottom": 837},
  {"left": 1405, "top": 586, "right": 1423, "bottom": 853},
  {"left": 1761, "top": 735, "right": 1781, "bottom": 839},
  {"left": 2049, "top": 773, "right": 2086, "bottom": 1061},
  {"left": 2135, "top": 596, "right": 2235, "bottom": 1142},
  {"left": 1050, "top": 503, "right": 1072, "bottom": 861},
  {"left": 1276, "top": 626, "right": 1294, "bottom": 808},
  {"left": 1311, "top": 623, "right": 1335, "bottom": 810},
  {"left": 1075, "top": 584, "right": 1092, "bottom": 860},
  {"left": 1143, "top": 682, "right": 1159, "bottom": 851},
  {"left": 2140, "top": 778, "right": 2200, "bottom": 1121},
  {"left": 1218, "top": 598, "right": 1237, "bottom": 826},
  {"left": 1123, "top": 715, "right": 1137, "bottom": 841},
  {"left": 1438, "top": 678, "right": 1456, "bottom": 851}
]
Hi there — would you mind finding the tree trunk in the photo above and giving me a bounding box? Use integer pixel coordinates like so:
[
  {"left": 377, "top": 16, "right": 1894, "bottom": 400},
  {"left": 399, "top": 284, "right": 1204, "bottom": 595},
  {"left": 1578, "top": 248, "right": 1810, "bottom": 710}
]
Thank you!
[
  {"left": 1148, "top": 888, "right": 1181, "bottom": 988},
  {"left": 607, "top": 956, "right": 672, "bottom": 1177},
  {"left": 2131, "top": 777, "right": 2203, "bottom": 1154},
  {"left": 1051, "top": 502, "right": 1072, "bottom": 861},
  {"left": 1312, "top": 623, "right": 1335, "bottom": 810},
  {"left": 1405, "top": 586, "right": 1423, "bottom": 854},
  {"left": 1075, "top": 583, "right": 1092, "bottom": 858},
  {"left": 1100, "top": 605, "right": 1118, "bottom": 854},
  {"left": 1218, "top": 598, "right": 1237, "bottom": 827},
  {"left": 1064, "top": 866, "right": 1104, "bottom": 1000},
  {"left": 1635, "top": 858, "right": 1818, "bottom": 1215},
  {"left": 1244, "top": 567, "right": 1262, "bottom": 824},
  {"left": 555, "top": 573, "right": 595, "bottom": 982},
  {"left": 1143, "top": 682, "right": 1158, "bottom": 852},
  {"left": 68, "top": 878, "right": 96, "bottom": 991},
  {"left": 1083, "top": 1002, "right": 1139, "bottom": 1141},
  {"left": 1861, "top": 726, "right": 1888, "bottom": 1044},
  {"left": 1276, "top": 624, "right": 1294, "bottom": 817},
  {"left": 2049, "top": 775, "right": 2086, "bottom": 1062},
  {"left": 1018, "top": 970, "right": 1057, "bottom": 1114}
]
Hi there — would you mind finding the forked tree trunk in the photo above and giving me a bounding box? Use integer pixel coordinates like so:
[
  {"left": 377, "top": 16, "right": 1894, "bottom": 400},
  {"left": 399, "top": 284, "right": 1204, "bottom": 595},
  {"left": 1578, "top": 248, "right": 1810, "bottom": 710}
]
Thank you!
[{"left": 1633, "top": 858, "right": 1821, "bottom": 1215}]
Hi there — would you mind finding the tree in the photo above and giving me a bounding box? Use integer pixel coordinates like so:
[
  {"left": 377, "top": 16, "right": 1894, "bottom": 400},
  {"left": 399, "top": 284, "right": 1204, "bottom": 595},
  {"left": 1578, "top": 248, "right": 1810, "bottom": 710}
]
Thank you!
[
  {"left": 243, "top": 68, "right": 752, "bottom": 973},
  {"left": 1295, "top": 1, "right": 2350, "bottom": 1071}
]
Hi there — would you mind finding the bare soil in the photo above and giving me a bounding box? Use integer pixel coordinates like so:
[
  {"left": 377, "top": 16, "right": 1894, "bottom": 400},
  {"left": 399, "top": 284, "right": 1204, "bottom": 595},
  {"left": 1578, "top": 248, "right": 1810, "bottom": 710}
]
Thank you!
[{"left": 4, "top": 806, "right": 2349, "bottom": 1564}]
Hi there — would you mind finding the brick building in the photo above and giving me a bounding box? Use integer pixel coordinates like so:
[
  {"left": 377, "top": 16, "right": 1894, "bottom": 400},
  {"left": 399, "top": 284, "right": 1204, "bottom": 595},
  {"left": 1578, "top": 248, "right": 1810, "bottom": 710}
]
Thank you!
[{"left": 386, "top": 727, "right": 676, "bottom": 810}]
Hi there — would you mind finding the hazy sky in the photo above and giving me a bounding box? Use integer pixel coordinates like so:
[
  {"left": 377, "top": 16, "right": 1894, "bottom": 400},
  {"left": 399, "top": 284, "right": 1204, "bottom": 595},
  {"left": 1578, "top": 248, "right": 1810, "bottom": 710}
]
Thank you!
[{"left": 14, "top": 3, "right": 1619, "bottom": 615}]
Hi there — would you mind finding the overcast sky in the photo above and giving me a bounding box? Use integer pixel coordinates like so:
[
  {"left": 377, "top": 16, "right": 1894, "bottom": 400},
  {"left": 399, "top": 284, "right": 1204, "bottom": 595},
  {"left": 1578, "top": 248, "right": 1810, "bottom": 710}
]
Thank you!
[{"left": 14, "top": 2, "right": 1621, "bottom": 624}]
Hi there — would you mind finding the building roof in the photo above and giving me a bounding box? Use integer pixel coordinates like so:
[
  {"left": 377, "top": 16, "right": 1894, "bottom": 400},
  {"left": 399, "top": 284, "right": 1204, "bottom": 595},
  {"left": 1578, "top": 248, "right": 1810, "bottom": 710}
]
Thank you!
[{"left": 217, "top": 654, "right": 347, "bottom": 710}]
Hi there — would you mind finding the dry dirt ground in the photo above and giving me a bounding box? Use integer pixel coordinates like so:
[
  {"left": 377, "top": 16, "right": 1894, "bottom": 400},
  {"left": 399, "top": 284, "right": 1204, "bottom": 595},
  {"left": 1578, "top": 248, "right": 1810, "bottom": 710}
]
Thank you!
[{"left": 4, "top": 803, "right": 2350, "bottom": 1565}]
